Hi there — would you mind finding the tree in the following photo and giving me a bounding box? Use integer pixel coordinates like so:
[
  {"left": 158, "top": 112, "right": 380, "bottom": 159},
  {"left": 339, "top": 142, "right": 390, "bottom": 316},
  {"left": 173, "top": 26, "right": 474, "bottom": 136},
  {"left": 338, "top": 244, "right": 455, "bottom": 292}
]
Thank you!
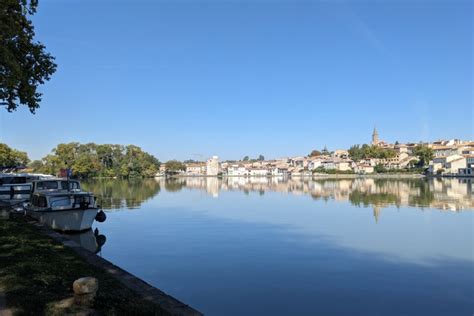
[
  {"left": 242, "top": 156, "right": 249, "bottom": 161},
  {"left": 28, "top": 159, "right": 43, "bottom": 171},
  {"left": 32, "top": 142, "right": 160, "bottom": 178},
  {"left": 1, "top": 0, "right": 57, "bottom": 113},
  {"left": 348, "top": 144, "right": 396, "bottom": 160},
  {"left": 165, "top": 160, "right": 186, "bottom": 173},
  {"left": 374, "top": 164, "right": 387, "bottom": 173},
  {"left": 257, "top": 154, "right": 265, "bottom": 161},
  {"left": 413, "top": 145, "right": 434, "bottom": 167},
  {"left": 309, "top": 150, "right": 321, "bottom": 157},
  {"left": 0, "top": 143, "right": 29, "bottom": 166}
]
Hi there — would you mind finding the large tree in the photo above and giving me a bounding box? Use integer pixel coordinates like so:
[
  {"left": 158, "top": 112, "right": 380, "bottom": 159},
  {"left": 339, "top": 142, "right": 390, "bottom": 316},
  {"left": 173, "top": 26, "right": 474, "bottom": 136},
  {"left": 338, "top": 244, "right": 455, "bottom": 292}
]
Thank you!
[
  {"left": 0, "top": 0, "right": 56, "bottom": 113},
  {"left": 31, "top": 142, "right": 160, "bottom": 178},
  {"left": 413, "top": 145, "right": 434, "bottom": 167},
  {"left": 0, "top": 143, "right": 29, "bottom": 167},
  {"left": 165, "top": 160, "right": 186, "bottom": 173}
]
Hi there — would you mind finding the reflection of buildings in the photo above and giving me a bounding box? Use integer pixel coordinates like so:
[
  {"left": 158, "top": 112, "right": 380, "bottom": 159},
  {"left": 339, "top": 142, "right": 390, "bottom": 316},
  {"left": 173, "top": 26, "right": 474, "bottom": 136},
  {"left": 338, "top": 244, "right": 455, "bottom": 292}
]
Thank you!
[
  {"left": 171, "top": 177, "right": 473, "bottom": 213},
  {"left": 373, "top": 206, "right": 381, "bottom": 223}
]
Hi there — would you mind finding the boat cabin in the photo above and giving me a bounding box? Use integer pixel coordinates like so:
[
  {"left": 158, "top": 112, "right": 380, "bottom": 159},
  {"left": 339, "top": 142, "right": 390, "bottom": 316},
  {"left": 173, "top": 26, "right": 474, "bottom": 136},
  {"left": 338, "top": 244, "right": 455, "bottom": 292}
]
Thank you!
[
  {"left": 31, "top": 179, "right": 82, "bottom": 193},
  {"left": 30, "top": 192, "right": 96, "bottom": 211},
  {"left": 29, "top": 179, "right": 96, "bottom": 211}
]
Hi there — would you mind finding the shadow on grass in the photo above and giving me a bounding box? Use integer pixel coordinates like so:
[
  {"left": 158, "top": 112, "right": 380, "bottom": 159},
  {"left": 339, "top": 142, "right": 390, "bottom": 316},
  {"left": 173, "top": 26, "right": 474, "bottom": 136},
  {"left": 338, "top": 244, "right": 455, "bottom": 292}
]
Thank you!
[{"left": 0, "top": 215, "right": 169, "bottom": 315}]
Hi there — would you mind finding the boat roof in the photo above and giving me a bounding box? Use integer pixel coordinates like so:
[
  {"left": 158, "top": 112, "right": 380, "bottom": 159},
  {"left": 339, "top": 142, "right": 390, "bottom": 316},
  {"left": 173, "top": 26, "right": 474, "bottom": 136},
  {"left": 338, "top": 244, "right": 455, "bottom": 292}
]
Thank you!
[
  {"left": 32, "top": 191, "right": 92, "bottom": 197},
  {"left": 33, "top": 178, "right": 79, "bottom": 182}
]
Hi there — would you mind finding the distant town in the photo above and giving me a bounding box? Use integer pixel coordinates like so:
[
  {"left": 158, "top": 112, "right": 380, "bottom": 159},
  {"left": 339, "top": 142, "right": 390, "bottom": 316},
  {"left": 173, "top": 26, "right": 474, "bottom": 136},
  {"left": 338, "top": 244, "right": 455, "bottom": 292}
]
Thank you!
[{"left": 160, "top": 129, "right": 474, "bottom": 178}]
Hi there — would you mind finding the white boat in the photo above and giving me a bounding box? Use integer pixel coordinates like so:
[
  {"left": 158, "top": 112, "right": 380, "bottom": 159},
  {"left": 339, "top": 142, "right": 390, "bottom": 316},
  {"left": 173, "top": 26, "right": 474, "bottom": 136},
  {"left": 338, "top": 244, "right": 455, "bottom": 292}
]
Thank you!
[
  {"left": 0, "top": 173, "right": 50, "bottom": 207},
  {"left": 25, "top": 178, "right": 103, "bottom": 232}
]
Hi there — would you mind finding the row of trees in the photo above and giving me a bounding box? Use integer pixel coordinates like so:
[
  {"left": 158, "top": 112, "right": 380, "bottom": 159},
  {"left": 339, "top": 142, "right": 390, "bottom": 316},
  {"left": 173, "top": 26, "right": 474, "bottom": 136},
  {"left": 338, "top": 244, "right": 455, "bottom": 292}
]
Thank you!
[
  {"left": 348, "top": 144, "right": 397, "bottom": 160},
  {"left": 30, "top": 143, "right": 160, "bottom": 178},
  {"left": 242, "top": 155, "right": 265, "bottom": 162},
  {"left": 0, "top": 143, "right": 30, "bottom": 167},
  {"left": 309, "top": 146, "right": 330, "bottom": 157}
]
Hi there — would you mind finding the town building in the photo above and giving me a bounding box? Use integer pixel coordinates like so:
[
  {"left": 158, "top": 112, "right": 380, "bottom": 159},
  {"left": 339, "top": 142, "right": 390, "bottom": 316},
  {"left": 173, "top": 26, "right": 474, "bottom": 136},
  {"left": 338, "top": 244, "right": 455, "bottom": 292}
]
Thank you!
[
  {"left": 206, "top": 156, "right": 220, "bottom": 176},
  {"left": 185, "top": 163, "right": 206, "bottom": 176}
]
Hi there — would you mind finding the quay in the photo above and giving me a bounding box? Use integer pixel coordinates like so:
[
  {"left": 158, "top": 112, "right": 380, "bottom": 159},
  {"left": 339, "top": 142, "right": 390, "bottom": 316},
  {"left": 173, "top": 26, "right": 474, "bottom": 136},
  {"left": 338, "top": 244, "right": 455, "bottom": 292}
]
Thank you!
[{"left": 0, "top": 211, "right": 202, "bottom": 316}]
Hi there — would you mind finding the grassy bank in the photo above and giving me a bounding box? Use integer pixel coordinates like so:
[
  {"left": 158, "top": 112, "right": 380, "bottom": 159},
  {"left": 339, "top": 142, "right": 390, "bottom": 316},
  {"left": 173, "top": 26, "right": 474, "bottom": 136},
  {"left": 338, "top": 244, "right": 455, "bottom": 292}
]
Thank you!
[{"left": 0, "top": 214, "right": 169, "bottom": 315}]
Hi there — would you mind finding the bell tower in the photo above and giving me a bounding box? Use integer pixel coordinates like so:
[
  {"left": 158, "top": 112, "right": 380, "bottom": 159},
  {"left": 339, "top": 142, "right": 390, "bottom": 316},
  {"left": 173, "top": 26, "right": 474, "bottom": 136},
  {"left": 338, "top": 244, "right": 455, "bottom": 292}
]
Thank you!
[{"left": 372, "top": 127, "right": 379, "bottom": 145}]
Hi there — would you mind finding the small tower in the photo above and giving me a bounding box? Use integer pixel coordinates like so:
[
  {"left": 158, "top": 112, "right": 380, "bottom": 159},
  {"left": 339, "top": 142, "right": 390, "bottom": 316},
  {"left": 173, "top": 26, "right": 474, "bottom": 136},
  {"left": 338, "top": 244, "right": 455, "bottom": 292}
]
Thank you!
[{"left": 372, "top": 127, "right": 379, "bottom": 145}]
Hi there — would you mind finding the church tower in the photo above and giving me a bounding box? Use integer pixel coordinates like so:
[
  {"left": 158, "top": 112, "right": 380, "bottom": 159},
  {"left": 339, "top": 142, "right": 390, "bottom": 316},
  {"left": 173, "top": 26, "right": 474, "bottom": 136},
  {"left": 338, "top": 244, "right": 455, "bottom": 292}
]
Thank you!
[{"left": 372, "top": 127, "right": 379, "bottom": 145}]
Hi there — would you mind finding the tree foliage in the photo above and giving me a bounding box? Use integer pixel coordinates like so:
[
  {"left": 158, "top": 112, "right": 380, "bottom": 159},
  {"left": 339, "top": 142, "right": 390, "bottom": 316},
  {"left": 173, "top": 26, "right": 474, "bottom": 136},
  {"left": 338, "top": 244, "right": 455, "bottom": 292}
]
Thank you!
[
  {"left": 0, "top": 0, "right": 57, "bottom": 113},
  {"left": 31, "top": 143, "right": 160, "bottom": 178},
  {"left": 0, "top": 143, "right": 29, "bottom": 167},
  {"left": 165, "top": 160, "right": 186, "bottom": 173},
  {"left": 309, "top": 150, "right": 321, "bottom": 157},
  {"left": 348, "top": 144, "right": 396, "bottom": 160},
  {"left": 413, "top": 144, "right": 434, "bottom": 167}
]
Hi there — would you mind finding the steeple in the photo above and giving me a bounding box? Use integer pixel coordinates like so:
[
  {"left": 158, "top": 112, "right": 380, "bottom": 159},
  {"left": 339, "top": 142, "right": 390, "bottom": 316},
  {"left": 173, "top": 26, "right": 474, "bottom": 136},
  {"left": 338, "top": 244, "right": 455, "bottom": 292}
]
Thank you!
[{"left": 372, "top": 126, "right": 379, "bottom": 145}]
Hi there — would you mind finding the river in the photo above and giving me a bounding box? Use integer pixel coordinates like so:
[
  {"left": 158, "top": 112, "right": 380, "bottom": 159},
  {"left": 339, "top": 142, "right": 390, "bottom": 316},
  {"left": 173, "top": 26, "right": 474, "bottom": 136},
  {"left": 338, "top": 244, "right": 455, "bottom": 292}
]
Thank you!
[{"left": 81, "top": 177, "right": 473, "bottom": 315}]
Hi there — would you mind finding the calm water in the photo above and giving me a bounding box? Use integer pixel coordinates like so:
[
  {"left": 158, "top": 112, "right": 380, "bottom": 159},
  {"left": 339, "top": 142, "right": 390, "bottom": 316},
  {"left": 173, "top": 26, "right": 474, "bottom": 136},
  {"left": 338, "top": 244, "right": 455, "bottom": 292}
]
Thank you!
[{"left": 81, "top": 177, "right": 473, "bottom": 315}]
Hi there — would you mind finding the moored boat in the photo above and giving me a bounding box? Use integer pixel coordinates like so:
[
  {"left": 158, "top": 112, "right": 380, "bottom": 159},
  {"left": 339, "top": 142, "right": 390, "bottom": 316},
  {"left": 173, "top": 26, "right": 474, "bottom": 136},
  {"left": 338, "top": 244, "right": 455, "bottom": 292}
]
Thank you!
[
  {"left": 0, "top": 173, "right": 51, "bottom": 207},
  {"left": 25, "top": 178, "right": 104, "bottom": 232}
]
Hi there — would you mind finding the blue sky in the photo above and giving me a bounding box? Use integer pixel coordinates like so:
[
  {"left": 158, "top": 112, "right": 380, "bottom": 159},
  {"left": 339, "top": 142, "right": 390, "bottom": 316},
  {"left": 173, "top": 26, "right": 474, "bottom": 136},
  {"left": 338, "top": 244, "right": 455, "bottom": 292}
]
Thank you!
[{"left": 0, "top": 0, "right": 472, "bottom": 162}]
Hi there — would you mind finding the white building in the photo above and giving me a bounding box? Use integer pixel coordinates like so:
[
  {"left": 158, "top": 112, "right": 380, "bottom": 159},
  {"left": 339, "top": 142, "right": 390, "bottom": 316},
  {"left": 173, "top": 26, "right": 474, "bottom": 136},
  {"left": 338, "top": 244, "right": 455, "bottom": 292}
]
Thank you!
[
  {"left": 185, "top": 163, "right": 206, "bottom": 176},
  {"left": 227, "top": 164, "right": 248, "bottom": 177},
  {"left": 429, "top": 154, "right": 467, "bottom": 175},
  {"left": 249, "top": 168, "right": 269, "bottom": 177},
  {"left": 206, "top": 156, "right": 220, "bottom": 176}
]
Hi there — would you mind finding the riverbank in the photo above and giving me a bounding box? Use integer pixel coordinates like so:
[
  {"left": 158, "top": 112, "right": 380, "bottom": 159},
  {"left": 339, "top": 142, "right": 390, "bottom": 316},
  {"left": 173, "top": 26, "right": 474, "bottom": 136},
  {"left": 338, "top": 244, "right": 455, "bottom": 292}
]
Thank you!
[
  {"left": 0, "top": 213, "right": 201, "bottom": 315},
  {"left": 166, "top": 173, "right": 426, "bottom": 179}
]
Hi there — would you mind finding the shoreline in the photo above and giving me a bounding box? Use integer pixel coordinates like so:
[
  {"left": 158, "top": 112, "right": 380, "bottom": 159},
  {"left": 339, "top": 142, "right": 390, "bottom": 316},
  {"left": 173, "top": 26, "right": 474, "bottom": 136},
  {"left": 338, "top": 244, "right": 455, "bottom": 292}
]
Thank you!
[
  {"left": 163, "top": 173, "right": 428, "bottom": 179},
  {"left": 0, "top": 212, "right": 202, "bottom": 316}
]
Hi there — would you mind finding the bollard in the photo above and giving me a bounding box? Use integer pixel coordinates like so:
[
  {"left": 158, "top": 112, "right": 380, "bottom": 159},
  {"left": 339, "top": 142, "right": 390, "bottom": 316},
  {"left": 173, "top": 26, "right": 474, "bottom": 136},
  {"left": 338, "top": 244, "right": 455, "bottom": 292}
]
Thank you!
[{"left": 73, "top": 277, "right": 98, "bottom": 306}]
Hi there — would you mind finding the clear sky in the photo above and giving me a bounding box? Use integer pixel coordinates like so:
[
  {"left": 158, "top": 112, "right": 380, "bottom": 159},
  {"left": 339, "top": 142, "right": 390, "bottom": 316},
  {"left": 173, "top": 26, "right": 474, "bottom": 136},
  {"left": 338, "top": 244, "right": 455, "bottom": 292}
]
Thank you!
[{"left": 0, "top": 0, "right": 472, "bottom": 162}]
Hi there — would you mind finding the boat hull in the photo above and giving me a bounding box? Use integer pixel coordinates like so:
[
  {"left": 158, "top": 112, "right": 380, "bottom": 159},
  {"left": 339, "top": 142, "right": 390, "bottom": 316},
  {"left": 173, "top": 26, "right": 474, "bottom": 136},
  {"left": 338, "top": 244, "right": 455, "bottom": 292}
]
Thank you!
[{"left": 29, "top": 208, "right": 99, "bottom": 232}]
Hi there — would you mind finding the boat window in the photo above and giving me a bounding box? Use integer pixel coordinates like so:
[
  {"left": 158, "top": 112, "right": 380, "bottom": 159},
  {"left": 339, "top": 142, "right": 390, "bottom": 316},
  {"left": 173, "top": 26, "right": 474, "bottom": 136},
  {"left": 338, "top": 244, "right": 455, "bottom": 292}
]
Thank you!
[
  {"left": 1, "top": 176, "right": 29, "bottom": 184},
  {"left": 70, "top": 181, "right": 80, "bottom": 190},
  {"left": 36, "top": 181, "right": 58, "bottom": 190},
  {"left": 60, "top": 181, "right": 80, "bottom": 190},
  {"left": 11, "top": 177, "right": 27, "bottom": 184},
  {"left": 50, "top": 196, "right": 71, "bottom": 208}
]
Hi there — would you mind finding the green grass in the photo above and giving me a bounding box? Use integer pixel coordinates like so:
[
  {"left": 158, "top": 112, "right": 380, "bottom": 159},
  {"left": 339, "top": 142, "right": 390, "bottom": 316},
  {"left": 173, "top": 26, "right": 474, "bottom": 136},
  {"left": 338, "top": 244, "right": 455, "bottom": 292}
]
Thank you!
[{"left": 0, "top": 215, "right": 169, "bottom": 316}]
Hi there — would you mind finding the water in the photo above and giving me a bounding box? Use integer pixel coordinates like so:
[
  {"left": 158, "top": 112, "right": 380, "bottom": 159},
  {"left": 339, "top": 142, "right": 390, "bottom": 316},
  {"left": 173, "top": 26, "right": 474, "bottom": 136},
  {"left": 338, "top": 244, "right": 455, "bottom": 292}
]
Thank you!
[{"left": 82, "top": 177, "right": 474, "bottom": 315}]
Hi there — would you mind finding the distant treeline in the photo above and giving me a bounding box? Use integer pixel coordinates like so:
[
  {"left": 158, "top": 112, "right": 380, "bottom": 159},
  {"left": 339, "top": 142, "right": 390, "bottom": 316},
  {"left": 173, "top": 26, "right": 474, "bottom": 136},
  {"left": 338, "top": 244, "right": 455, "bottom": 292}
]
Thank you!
[{"left": 22, "top": 143, "right": 160, "bottom": 178}]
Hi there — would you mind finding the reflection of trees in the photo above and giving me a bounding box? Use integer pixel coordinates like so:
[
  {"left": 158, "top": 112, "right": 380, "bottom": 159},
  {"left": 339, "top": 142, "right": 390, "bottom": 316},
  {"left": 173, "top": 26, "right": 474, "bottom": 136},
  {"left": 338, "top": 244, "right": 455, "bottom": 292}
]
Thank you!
[
  {"left": 408, "top": 180, "right": 434, "bottom": 207},
  {"left": 164, "top": 179, "right": 186, "bottom": 192},
  {"left": 349, "top": 191, "right": 399, "bottom": 208},
  {"left": 82, "top": 179, "right": 160, "bottom": 210}
]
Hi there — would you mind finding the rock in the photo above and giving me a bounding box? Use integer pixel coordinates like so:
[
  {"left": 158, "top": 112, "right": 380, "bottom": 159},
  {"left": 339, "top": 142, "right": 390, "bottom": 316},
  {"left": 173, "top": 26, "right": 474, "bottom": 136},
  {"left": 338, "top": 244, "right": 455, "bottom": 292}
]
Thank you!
[
  {"left": 73, "top": 277, "right": 98, "bottom": 307},
  {"left": 73, "top": 277, "right": 98, "bottom": 295}
]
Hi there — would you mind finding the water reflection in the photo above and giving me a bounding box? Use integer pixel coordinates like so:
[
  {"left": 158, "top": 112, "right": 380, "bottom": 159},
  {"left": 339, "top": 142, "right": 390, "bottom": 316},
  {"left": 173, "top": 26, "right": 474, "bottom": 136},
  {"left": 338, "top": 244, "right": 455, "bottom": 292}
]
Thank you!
[
  {"left": 82, "top": 178, "right": 160, "bottom": 210},
  {"left": 87, "top": 177, "right": 473, "bottom": 315},
  {"left": 63, "top": 228, "right": 106, "bottom": 254},
  {"left": 157, "top": 177, "right": 473, "bottom": 211}
]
